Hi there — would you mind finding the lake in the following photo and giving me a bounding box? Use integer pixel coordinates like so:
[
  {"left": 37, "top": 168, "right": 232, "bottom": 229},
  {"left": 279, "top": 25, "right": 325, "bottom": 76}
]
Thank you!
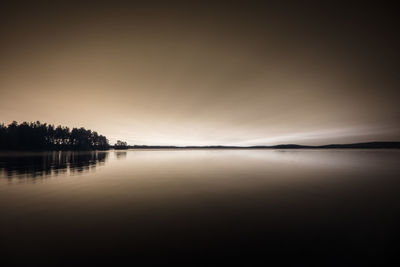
[{"left": 1, "top": 149, "right": 399, "bottom": 266}]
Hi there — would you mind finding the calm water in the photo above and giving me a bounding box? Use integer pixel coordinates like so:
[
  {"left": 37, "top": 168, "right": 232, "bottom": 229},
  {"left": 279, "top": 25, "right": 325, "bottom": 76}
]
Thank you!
[{"left": 1, "top": 149, "right": 399, "bottom": 266}]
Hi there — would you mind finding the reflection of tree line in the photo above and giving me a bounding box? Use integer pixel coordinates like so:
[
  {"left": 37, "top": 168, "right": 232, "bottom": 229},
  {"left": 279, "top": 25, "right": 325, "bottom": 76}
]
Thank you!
[
  {"left": 0, "top": 121, "right": 109, "bottom": 150},
  {"left": 115, "top": 151, "right": 127, "bottom": 159},
  {"left": 0, "top": 151, "right": 108, "bottom": 178}
]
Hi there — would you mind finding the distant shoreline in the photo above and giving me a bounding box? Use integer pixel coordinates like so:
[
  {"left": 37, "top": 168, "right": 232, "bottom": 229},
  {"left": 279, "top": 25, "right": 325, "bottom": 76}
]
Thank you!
[
  {"left": 1, "top": 142, "right": 399, "bottom": 152},
  {"left": 120, "top": 142, "right": 400, "bottom": 150}
]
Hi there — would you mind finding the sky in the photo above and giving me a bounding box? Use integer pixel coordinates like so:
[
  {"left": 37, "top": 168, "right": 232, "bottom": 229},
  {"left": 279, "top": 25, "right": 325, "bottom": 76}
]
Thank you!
[{"left": 1, "top": 1, "right": 399, "bottom": 146}]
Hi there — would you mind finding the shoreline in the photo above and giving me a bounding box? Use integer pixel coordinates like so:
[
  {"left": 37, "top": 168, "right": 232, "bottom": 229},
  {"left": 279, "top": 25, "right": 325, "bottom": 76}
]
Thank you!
[{"left": 1, "top": 141, "right": 400, "bottom": 153}]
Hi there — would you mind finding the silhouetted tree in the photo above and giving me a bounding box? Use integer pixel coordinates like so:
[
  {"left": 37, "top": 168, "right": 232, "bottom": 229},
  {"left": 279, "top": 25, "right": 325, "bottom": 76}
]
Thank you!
[
  {"left": 0, "top": 121, "right": 110, "bottom": 150},
  {"left": 114, "top": 140, "right": 128, "bottom": 149}
]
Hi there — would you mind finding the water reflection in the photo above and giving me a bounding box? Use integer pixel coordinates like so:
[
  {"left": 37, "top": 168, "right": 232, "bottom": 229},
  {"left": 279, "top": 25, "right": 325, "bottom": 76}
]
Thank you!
[
  {"left": 0, "top": 149, "right": 399, "bottom": 265},
  {"left": 0, "top": 151, "right": 109, "bottom": 179},
  {"left": 114, "top": 150, "right": 127, "bottom": 159}
]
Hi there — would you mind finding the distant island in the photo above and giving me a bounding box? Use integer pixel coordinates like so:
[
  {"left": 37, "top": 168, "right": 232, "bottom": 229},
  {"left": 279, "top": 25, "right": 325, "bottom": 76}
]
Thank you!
[{"left": 1, "top": 121, "right": 399, "bottom": 151}]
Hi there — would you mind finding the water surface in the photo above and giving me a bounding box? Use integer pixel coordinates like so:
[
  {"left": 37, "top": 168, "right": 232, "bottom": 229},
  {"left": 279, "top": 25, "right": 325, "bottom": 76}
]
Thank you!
[{"left": 1, "top": 149, "right": 399, "bottom": 266}]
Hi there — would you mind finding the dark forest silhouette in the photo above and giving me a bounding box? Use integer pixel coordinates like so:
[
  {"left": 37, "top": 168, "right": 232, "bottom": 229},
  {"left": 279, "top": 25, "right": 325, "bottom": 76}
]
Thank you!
[
  {"left": 0, "top": 121, "right": 109, "bottom": 150},
  {"left": 114, "top": 140, "right": 128, "bottom": 149}
]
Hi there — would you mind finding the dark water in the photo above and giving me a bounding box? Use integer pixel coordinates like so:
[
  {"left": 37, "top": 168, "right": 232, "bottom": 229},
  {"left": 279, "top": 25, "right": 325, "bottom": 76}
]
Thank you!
[{"left": 1, "top": 149, "right": 399, "bottom": 266}]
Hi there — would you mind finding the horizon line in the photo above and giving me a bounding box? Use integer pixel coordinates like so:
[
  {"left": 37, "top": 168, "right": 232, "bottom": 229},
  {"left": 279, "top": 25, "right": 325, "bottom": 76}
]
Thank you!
[{"left": 113, "top": 141, "right": 400, "bottom": 149}]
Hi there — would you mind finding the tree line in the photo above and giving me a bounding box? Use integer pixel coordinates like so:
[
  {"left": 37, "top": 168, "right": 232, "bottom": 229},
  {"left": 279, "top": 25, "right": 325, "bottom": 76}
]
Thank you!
[
  {"left": 0, "top": 121, "right": 110, "bottom": 150},
  {"left": 114, "top": 140, "right": 128, "bottom": 149}
]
